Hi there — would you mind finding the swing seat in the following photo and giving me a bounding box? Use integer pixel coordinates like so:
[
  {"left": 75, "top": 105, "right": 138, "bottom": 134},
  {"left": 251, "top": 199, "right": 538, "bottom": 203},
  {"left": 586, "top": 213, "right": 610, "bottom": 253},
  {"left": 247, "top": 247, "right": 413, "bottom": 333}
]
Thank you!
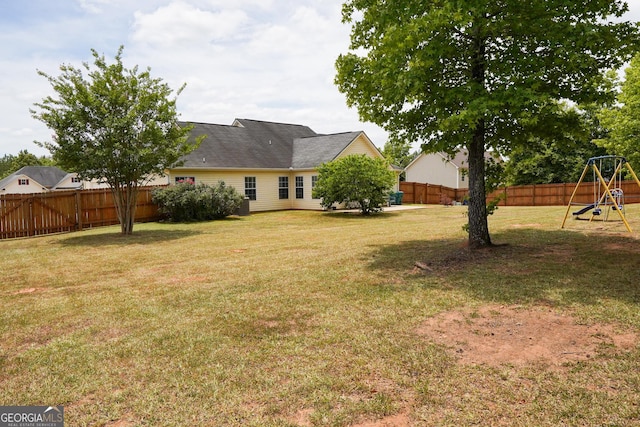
[{"left": 573, "top": 203, "right": 596, "bottom": 216}]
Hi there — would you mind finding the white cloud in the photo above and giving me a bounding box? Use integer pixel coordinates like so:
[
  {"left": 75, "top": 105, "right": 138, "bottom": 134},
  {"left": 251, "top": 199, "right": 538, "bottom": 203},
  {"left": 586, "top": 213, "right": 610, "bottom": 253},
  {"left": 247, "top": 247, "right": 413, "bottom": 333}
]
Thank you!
[
  {"left": 131, "top": 2, "right": 250, "bottom": 48},
  {"left": 3, "top": 0, "right": 639, "bottom": 158},
  {"left": 76, "top": 0, "right": 111, "bottom": 14}
]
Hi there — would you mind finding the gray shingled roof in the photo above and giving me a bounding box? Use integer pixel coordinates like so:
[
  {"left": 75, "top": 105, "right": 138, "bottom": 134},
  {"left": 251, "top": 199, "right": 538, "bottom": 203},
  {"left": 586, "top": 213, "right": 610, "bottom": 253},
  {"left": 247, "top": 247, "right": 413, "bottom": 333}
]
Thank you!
[
  {"left": 176, "top": 119, "right": 360, "bottom": 170},
  {"left": 292, "top": 132, "right": 361, "bottom": 169},
  {"left": 0, "top": 166, "right": 68, "bottom": 189}
]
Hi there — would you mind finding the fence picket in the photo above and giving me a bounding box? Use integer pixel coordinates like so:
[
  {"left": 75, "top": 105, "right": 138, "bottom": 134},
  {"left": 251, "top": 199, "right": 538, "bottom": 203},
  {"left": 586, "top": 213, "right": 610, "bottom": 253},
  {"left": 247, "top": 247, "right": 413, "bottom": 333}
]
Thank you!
[
  {"left": 400, "top": 180, "right": 640, "bottom": 207},
  {"left": 0, "top": 186, "right": 164, "bottom": 240}
]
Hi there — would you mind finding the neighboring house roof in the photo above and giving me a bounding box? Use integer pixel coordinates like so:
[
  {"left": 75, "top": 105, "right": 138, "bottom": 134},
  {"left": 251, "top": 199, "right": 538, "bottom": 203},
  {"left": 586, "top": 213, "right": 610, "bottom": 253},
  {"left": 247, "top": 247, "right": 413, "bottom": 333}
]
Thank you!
[
  {"left": 405, "top": 150, "right": 497, "bottom": 171},
  {"left": 0, "top": 166, "right": 69, "bottom": 190},
  {"left": 177, "top": 119, "right": 373, "bottom": 170},
  {"left": 447, "top": 151, "right": 469, "bottom": 169}
]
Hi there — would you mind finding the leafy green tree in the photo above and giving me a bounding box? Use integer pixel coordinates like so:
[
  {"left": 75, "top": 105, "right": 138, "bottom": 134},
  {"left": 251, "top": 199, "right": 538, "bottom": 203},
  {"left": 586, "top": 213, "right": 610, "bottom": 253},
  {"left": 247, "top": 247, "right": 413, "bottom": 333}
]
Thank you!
[
  {"left": 382, "top": 139, "right": 412, "bottom": 168},
  {"left": 335, "top": 0, "right": 638, "bottom": 248},
  {"left": 0, "top": 151, "right": 56, "bottom": 179},
  {"left": 596, "top": 54, "right": 640, "bottom": 168},
  {"left": 504, "top": 104, "right": 607, "bottom": 185},
  {"left": 312, "top": 154, "right": 396, "bottom": 215},
  {"left": 0, "top": 154, "right": 16, "bottom": 179},
  {"left": 9, "top": 149, "right": 56, "bottom": 170},
  {"left": 10, "top": 149, "right": 42, "bottom": 170},
  {"left": 31, "top": 46, "right": 199, "bottom": 234}
]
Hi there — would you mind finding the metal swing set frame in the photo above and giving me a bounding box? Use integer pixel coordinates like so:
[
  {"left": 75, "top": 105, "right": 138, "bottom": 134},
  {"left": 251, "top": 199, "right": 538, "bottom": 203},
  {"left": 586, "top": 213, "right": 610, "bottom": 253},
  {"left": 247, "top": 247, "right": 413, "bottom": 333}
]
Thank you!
[{"left": 561, "top": 155, "right": 640, "bottom": 232}]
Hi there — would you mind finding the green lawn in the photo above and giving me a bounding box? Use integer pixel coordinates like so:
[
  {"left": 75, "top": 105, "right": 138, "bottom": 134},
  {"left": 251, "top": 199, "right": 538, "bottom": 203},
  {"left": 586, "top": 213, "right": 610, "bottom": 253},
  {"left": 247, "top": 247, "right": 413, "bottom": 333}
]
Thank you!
[{"left": 1, "top": 205, "right": 640, "bottom": 426}]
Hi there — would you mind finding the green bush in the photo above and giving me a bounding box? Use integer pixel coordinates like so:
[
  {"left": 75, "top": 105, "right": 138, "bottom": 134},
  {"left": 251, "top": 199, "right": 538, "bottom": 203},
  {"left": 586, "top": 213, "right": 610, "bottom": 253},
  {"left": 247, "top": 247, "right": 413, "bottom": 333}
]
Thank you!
[{"left": 152, "top": 181, "right": 244, "bottom": 222}]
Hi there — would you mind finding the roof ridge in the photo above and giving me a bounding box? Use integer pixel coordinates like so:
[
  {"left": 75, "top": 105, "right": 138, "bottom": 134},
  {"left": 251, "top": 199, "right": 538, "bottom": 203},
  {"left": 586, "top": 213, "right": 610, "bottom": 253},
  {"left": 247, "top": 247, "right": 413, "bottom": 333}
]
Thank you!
[
  {"left": 235, "top": 118, "right": 312, "bottom": 128},
  {"left": 297, "top": 131, "right": 361, "bottom": 140},
  {"left": 180, "top": 121, "right": 238, "bottom": 128}
]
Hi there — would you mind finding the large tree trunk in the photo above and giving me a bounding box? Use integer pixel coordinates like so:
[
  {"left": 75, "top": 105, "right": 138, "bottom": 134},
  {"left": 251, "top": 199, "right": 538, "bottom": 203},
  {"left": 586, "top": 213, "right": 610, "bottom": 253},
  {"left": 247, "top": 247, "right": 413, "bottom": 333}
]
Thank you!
[
  {"left": 112, "top": 184, "right": 138, "bottom": 235},
  {"left": 467, "top": 21, "right": 492, "bottom": 249},
  {"left": 467, "top": 119, "right": 492, "bottom": 248}
]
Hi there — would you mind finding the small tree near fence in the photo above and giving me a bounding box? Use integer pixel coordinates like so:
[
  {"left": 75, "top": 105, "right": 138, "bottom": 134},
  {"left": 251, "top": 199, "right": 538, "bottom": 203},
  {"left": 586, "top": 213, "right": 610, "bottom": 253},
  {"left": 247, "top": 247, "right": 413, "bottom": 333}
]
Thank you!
[{"left": 31, "top": 46, "right": 200, "bottom": 235}]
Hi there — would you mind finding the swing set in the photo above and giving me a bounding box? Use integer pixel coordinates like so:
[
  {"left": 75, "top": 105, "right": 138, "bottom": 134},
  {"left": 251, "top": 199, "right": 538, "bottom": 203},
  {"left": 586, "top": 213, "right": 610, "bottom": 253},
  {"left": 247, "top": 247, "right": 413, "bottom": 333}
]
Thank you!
[{"left": 561, "top": 155, "right": 640, "bottom": 232}]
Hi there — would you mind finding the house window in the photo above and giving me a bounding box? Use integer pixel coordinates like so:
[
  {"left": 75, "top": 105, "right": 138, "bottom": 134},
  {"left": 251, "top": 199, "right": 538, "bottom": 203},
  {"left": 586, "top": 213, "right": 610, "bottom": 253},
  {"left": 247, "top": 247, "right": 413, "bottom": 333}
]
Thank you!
[
  {"left": 295, "top": 176, "right": 304, "bottom": 199},
  {"left": 18, "top": 179, "right": 29, "bottom": 186},
  {"left": 245, "top": 177, "right": 256, "bottom": 200},
  {"left": 175, "top": 176, "right": 195, "bottom": 185},
  {"left": 312, "top": 175, "right": 319, "bottom": 199},
  {"left": 278, "top": 176, "right": 289, "bottom": 199}
]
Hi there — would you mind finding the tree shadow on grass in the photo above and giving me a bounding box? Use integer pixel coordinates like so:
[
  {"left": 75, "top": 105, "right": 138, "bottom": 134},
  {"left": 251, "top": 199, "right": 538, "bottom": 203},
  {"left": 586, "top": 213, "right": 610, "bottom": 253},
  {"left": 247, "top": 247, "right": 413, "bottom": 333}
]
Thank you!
[
  {"left": 57, "top": 228, "right": 200, "bottom": 247},
  {"left": 321, "top": 211, "right": 403, "bottom": 220},
  {"left": 366, "top": 228, "right": 640, "bottom": 308}
]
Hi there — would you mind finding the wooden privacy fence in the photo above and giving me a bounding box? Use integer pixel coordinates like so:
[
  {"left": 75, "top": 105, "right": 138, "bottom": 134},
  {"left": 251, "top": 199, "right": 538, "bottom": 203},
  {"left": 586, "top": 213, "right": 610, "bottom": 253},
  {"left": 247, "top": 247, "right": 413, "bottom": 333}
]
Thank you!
[
  {"left": 400, "top": 180, "right": 640, "bottom": 206},
  {"left": 0, "top": 187, "right": 163, "bottom": 240}
]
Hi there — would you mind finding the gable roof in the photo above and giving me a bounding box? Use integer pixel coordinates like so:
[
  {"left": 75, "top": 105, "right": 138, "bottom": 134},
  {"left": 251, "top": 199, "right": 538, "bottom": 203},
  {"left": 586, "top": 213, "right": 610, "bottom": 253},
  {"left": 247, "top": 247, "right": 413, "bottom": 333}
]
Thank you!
[
  {"left": 292, "top": 132, "right": 362, "bottom": 169},
  {"left": 177, "top": 119, "right": 367, "bottom": 170},
  {"left": 0, "top": 166, "right": 69, "bottom": 189}
]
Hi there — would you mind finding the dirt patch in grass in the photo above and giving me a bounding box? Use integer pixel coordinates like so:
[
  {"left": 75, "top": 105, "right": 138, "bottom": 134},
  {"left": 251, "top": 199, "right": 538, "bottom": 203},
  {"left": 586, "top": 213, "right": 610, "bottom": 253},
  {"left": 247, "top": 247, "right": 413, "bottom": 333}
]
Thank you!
[
  {"left": 351, "top": 411, "right": 411, "bottom": 427},
  {"left": 291, "top": 408, "right": 411, "bottom": 427},
  {"left": 411, "top": 244, "right": 520, "bottom": 274},
  {"left": 417, "top": 305, "right": 638, "bottom": 368}
]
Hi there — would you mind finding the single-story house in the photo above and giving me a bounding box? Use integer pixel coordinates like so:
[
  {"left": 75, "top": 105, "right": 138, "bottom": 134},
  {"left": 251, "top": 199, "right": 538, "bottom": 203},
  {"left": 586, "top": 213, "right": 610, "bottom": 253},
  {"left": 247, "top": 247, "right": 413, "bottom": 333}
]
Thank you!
[
  {"left": 167, "top": 118, "right": 399, "bottom": 212},
  {"left": 404, "top": 151, "right": 470, "bottom": 189},
  {"left": 0, "top": 166, "right": 168, "bottom": 195},
  {"left": 0, "top": 166, "right": 83, "bottom": 195}
]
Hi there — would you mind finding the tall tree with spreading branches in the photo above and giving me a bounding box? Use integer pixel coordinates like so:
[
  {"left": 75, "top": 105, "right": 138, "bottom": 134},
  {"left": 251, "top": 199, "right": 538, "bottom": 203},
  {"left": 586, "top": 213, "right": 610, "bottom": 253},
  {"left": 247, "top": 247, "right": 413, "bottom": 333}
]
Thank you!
[
  {"left": 596, "top": 54, "right": 640, "bottom": 168},
  {"left": 31, "top": 46, "right": 199, "bottom": 234},
  {"left": 335, "top": 0, "right": 639, "bottom": 248}
]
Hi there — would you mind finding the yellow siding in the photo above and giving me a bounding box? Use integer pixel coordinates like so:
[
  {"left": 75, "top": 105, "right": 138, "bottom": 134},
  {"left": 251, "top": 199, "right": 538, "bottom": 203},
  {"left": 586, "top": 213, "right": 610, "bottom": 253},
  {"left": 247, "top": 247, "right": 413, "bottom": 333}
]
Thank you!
[
  {"left": 168, "top": 169, "right": 325, "bottom": 212},
  {"left": 167, "top": 134, "right": 396, "bottom": 212},
  {"left": 290, "top": 171, "right": 324, "bottom": 210},
  {"left": 337, "top": 134, "right": 384, "bottom": 159}
]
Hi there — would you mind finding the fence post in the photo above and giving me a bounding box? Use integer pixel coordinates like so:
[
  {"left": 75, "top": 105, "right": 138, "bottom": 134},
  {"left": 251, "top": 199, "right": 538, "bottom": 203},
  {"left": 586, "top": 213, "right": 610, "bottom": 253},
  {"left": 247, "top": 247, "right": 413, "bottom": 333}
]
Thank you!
[
  {"left": 532, "top": 184, "right": 536, "bottom": 206},
  {"left": 28, "top": 197, "right": 34, "bottom": 237},
  {"left": 75, "top": 190, "right": 83, "bottom": 231}
]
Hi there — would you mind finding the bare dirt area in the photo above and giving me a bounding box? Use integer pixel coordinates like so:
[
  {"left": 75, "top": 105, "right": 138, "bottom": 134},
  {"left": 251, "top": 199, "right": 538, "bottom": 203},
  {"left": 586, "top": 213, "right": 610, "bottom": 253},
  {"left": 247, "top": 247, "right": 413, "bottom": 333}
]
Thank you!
[{"left": 417, "top": 304, "right": 638, "bottom": 367}]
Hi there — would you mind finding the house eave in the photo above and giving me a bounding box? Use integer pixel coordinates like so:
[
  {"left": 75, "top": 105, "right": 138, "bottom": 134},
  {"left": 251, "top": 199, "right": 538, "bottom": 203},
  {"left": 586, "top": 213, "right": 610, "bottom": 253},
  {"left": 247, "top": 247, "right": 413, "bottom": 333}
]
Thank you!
[{"left": 169, "top": 166, "right": 299, "bottom": 172}]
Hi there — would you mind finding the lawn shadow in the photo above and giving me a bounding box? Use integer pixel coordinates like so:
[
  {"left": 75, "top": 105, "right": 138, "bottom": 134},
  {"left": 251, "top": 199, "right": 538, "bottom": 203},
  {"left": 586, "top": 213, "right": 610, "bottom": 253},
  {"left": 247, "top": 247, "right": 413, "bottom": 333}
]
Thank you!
[
  {"left": 366, "top": 228, "right": 640, "bottom": 308},
  {"left": 321, "top": 210, "right": 403, "bottom": 220},
  {"left": 57, "top": 228, "right": 200, "bottom": 247}
]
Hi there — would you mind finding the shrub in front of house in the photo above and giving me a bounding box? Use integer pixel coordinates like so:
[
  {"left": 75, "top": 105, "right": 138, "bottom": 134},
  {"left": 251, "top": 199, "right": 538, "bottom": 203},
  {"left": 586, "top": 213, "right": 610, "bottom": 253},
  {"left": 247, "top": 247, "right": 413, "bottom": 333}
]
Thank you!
[{"left": 152, "top": 181, "right": 244, "bottom": 222}]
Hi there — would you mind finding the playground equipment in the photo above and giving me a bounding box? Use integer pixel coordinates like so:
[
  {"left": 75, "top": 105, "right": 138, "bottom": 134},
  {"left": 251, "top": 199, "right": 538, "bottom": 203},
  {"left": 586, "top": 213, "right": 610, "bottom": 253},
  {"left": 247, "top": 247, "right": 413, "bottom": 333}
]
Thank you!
[{"left": 561, "top": 155, "right": 640, "bottom": 232}]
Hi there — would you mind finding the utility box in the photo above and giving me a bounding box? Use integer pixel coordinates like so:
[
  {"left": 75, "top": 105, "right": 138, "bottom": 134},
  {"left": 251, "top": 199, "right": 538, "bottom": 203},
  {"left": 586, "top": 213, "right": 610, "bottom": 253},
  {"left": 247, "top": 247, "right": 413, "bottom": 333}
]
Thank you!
[{"left": 235, "top": 198, "right": 250, "bottom": 216}]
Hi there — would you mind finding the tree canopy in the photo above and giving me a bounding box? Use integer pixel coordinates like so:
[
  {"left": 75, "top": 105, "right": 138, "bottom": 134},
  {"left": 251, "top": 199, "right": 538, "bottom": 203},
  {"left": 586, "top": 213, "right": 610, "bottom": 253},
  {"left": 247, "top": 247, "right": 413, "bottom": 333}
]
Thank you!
[
  {"left": 312, "top": 154, "right": 396, "bottom": 215},
  {"left": 382, "top": 139, "right": 417, "bottom": 178},
  {"left": 31, "top": 46, "right": 199, "bottom": 234},
  {"left": 596, "top": 53, "right": 640, "bottom": 168},
  {"left": 336, "top": 0, "right": 639, "bottom": 247},
  {"left": 0, "top": 150, "right": 55, "bottom": 179},
  {"left": 504, "top": 103, "right": 607, "bottom": 185}
]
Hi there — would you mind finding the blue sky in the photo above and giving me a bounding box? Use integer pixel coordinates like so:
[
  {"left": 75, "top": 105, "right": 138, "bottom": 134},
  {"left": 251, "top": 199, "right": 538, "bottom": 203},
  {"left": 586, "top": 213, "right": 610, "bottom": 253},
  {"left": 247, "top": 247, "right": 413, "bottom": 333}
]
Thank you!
[{"left": 1, "top": 0, "right": 639, "bottom": 157}]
